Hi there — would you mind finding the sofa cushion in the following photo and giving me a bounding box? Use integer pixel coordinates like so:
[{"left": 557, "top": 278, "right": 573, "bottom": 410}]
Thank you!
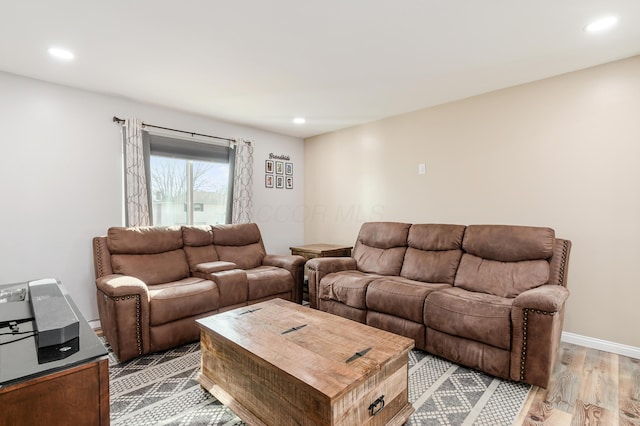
[
  {"left": 182, "top": 225, "right": 214, "bottom": 247},
  {"left": 367, "top": 311, "right": 426, "bottom": 350},
  {"left": 353, "top": 222, "right": 410, "bottom": 276},
  {"left": 357, "top": 221, "right": 411, "bottom": 249},
  {"left": 426, "top": 328, "right": 511, "bottom": 380},
  {"left": 183, "top": 245, "right": 219, "bottom": 272},
  {"left": 400, "top": 224, "right": 465, "bottom": 284},
  {"left": 194, "top": 261, "right": 237, "bottom": 274},
  {"left": 212, "top": 223, "right": 262, "bottom": 245},
  {"left": 355, "top": 246, "right": 407, "bottom": 276},
  {"left": 424, "top": 287, "right": 513, "bottom": 349},
  {"left": 401, "top": 248, "right": 463, "bottom": 284},
  {"left": 107, "top": 226, "right": 183, "bottom": 254},
  {"left": 245, "top": 266, "right": 293, "bottom": 300},
  {"left": 462, "top": 225, "right": 555, "bottom": 262},
  {"left": 318, "top": 271, "right": 382, "bottom": 310},
  {"left": 209, "top": 269, "right": 248, "bottom": 307},
  {"left": 454, "top": 253, "right": 550, "bottom": 298},
  {"left": 111, "top": 249, "right": 190, "bottom": 285},
  {"left": 407, "top": 223, "right": 466, "bottom": 251},
  {"left": 216, "top": 244, "right": 265, "bottom": 269},
  {"left": 319, "top": 300, "right": 367, "bottom": 324},
  {"left": 148, "top": 277, "right": 219, "bottom": 325},
  {"left": 366, "top": 277, "right": 450, "bottom": 323},
  {"left": 425, "top": 287, "right": 513, "bottom": 350},
  {"left": 212, "top": 223, "right": 265, "bottom": 269}
]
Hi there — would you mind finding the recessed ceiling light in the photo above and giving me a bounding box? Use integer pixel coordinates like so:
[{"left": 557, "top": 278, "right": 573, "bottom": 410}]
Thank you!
[
  {"left": 293, "top": 117, "right": 306, "bottom": 124},
  {"left": 585, "top": 16, "right": 618, "bottom": 33},
  {"left": 48, "top": 47, "right": 74, "bottom": 60}
]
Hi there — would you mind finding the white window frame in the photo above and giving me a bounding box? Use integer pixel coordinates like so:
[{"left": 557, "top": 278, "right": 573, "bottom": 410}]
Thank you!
[{"left": 143, "top": 130, "right": 235, "bottom": 226}]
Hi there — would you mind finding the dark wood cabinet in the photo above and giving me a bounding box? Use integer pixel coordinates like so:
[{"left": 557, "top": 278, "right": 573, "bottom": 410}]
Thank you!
[
  {"left": 290, "top": 244, "right": 353, "bottom": 302},
  {"left": 0, "top": 281, "right": 109, "bottom": 425},
  {"left": 0, "top": 358, "right": 109, "bottom": 425}
]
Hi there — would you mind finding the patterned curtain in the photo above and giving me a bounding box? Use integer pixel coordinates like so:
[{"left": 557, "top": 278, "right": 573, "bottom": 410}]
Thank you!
[
  {"left": 123, "top": 118, "right": 151, "bottom": 226},
  {"left": 232, "top": 139, "right": 254, "bottom": 224}
]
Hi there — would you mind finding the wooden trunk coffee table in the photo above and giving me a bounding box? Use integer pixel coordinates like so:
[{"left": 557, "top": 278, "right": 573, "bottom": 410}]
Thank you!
[{"left": 196, "top": 298, "right": 414, "bottom": 425}]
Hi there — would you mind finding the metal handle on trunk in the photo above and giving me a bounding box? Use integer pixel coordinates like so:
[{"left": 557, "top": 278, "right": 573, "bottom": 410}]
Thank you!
[{"left": 368, "top": 395, "right": 385, "bottom": 416}]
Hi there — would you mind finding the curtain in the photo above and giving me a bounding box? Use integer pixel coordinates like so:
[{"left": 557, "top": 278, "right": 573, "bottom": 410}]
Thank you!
[
  {"left": 231, "top": 139, "right": 254, "bottom": 224},
  {"left": 123, "top": 118, "right": 151, "bottom": 226}
]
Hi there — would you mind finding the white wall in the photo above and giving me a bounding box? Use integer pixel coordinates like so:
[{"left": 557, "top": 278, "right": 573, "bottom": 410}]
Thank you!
[
  {"left": 305, "top": 56, "right": 640, "bottom": 349},
  {"left": 0, "top": 71, "right": 304, "bottom": 324}
]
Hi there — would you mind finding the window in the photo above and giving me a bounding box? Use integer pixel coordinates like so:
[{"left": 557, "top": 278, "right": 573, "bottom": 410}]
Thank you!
[{"left": 145, "top": 132, "right": 234, "bottom": 226}]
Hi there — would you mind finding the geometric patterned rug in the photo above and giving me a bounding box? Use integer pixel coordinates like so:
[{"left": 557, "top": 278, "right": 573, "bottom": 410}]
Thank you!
[{"left": 108, "top": 342, "right": 530, "bottom": 425}]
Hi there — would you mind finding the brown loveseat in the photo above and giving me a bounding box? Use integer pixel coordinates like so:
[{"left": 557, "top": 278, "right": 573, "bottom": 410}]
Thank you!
[
  {"left": 307, "top": 222, "right": 571, "bottom": 388},
  {"left": 93, "top": 223, "right": 305, "bottom": 362}
]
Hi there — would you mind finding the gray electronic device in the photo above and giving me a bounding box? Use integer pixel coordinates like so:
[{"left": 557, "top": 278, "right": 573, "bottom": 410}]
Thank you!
[{"left": 28, "top": 278, "right": 79, "bottom": 348}]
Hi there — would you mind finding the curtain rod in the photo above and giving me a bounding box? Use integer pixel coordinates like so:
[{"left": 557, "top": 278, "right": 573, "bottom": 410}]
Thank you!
[{"left": 112, "top": 116, "right": 236, "bottom": 143}]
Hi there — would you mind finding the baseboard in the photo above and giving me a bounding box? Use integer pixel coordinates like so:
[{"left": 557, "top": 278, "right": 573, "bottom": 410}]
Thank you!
[{"left": 562, "top": 331, "right": 640, "bottom": 359}]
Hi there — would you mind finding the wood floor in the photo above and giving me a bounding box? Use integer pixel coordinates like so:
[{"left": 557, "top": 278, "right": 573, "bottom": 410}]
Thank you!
[{"left": 514, "top": 342, "right": 640, "bottom": 426}]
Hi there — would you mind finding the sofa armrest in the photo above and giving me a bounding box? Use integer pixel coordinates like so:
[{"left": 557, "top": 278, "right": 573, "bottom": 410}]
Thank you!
[
  {"left": 195, "top": 261, "right": 237, "bottom": 274},
  {"left": 95, "top": 274, "right": 151, "bottom": 362},
  {"left": 306, "top": 257, "right": 357, "bottom": 274},
  {"left": 513, "top": 284, "right": 569, "bottom": 312},
  {"left": 510, "top": 284, "right": 569, "bottom": 388},
  {"left": 263, "top": 254, "right": 306, "bottom": 270},
  {"left": 262, "top": 254, "right": 306, "bottom": 304},
  {"left": 96, "top": 274, "right": 150, "bottom": 299},
  {"left": 306, "top": 257, "right": 357, "bottom": 309},
  {"left": 206, "top": 269, "right": 248, "bottom": 309}
]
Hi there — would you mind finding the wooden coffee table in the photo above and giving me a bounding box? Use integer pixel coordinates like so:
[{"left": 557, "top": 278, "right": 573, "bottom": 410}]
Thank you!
[{"left": 196, "top": 298, "right": 414, "bottom": 425}]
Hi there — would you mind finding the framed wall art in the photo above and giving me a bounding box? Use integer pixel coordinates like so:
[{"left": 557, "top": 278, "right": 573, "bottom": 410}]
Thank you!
[{"left": 265, "top": 174, "right": 274, "bottom": 188}]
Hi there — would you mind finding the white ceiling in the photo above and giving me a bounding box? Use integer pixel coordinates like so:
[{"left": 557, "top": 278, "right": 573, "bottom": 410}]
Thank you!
[{"left": 1, "top": 1, "right": 639, "bottom": 139}]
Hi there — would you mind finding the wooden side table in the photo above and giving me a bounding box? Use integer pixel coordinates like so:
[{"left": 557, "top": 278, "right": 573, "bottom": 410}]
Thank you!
[
  {"left": 290, "top": 244, "right": 353, "bottom": 302},
  {"left": 0, "top": 281, "right": 109, "bottom": 426}
]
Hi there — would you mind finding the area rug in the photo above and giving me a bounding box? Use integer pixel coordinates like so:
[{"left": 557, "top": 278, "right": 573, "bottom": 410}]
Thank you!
[{"left": 108, "top": 342, "right": 530, "bottom": 425}]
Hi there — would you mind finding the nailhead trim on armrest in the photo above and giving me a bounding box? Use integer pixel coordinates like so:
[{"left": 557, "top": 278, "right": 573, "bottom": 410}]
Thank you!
[
  {"left": 94, "top": 238, "right": 105, "bottom": 278},
  {"left": 520, "top": 239, "right": 569, "bottom": 380},
  {"left": 558, "top": 240, "right": 569, "bottom": 287},
  {"left": 105, "top": 293, "right": 143, "bottom": 356},
  {"left": 519, "top": 308, "right": 558, "bottom": 380}
]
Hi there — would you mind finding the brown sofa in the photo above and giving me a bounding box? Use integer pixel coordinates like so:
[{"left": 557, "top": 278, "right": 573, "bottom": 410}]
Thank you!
[
  {"left": 92, "top": 223, "right": 305, "bottom": 362},
  {"left": 307, "top": 222, "right": 571, "bottom": 388}
]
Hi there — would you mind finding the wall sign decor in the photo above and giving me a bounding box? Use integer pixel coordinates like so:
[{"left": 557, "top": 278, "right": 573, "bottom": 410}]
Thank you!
[
  {"left": 269, "top": 153, "right": 290, "bottom": 161},
  {"left": 265, "top": 154, "right": 293, "bottom": 189}
]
